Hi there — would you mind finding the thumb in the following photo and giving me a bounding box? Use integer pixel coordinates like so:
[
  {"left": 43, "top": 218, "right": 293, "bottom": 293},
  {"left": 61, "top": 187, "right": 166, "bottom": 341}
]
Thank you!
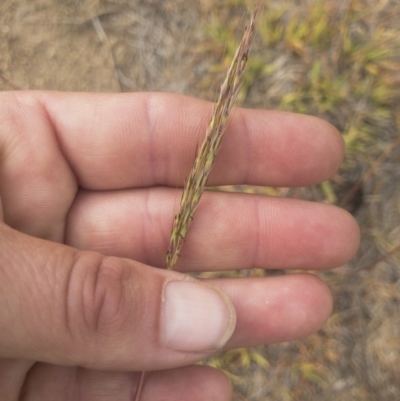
[{"left": 0, "top": 222, "right": 236, "bottom": 371}]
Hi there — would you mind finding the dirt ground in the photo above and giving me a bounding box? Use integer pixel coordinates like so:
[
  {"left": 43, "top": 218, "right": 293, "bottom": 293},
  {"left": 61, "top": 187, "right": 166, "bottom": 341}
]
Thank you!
[
  {"left": 1, "top": 0, "right": 399, "bottom": 400},
  {"left": 0, "top": 0, "right": 223, "bottom": 97}
]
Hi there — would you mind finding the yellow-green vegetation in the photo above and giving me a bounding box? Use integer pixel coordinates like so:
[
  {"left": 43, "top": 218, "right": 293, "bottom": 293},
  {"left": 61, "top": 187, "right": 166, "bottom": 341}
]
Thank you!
[
  {"left": 196, "top": 1, "right": 400, "bottom": 400},
  {"left": 199, "top": 0, "right": 399, "bottom": 205},
  {"left": 200, "top": 0, "right": 399, "bottom": 155}
]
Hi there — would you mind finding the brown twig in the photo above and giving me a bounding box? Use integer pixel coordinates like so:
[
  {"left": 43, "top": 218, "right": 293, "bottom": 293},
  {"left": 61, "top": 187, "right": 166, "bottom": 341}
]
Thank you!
[
  {"left": 133, "top": 370, "right": 146, "bottom": 401},
  {"left": 348, "top": 243, "right": 400, "bottom": 277},
  {"left": 0, "top": 75, "right": 21, "bottom": 90}
]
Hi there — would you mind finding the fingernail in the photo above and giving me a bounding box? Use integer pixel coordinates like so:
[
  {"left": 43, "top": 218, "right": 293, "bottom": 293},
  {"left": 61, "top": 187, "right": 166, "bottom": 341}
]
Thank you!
[{"left": 162, "top": 281, "right": 236, "bottom": 352}]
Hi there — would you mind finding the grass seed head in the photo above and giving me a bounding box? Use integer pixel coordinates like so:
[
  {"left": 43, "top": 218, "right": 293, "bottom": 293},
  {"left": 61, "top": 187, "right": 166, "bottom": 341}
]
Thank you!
[{"left": 166, "top": 1, "right": 260, "bottom": 270}]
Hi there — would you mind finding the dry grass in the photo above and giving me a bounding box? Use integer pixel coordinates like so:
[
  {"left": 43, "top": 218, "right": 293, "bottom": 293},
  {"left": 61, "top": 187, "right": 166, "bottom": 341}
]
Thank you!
[
  {"left": 135, "top": 6, "right": 260, "bottom": 400},
  {"left": 1, "top": 0, "right": 400, "bottom": 400},
  {"left": 166, "top": 2, "right": 259, "bottom": 270},
  {"left": 197, "top": 1, "right": 400, "bottom": 400}
]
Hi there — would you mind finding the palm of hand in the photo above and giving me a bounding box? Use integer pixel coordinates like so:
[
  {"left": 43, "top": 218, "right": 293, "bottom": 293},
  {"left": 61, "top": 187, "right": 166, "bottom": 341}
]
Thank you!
[{"left": 0, "top": 92, "right": 359, "bottom": 400}]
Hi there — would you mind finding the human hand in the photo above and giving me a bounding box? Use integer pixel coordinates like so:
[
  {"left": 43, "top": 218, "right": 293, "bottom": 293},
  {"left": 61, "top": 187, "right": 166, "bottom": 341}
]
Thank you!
[{"left": 0, "top": 91, "right": 359, "bottom": 400}]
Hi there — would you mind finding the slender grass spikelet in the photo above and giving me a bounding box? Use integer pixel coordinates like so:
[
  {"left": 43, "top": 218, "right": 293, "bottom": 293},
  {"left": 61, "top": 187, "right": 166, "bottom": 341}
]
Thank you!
[
  {"left": 166, "top": 1, "right": 260, "bottom": 270},
  {"left": 134, "top": 4, "right": 260, "bottom": 400}
]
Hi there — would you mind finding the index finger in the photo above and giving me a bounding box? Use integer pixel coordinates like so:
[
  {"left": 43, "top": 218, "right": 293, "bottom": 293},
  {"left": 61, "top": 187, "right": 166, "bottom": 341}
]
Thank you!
[{"left": 5, "top": 91, "right": 344, "bottom": 190}]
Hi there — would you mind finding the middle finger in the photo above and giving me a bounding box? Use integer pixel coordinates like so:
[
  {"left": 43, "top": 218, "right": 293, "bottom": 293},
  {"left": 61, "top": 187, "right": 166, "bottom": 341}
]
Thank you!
[{"left": 66, "top": 188, "right": 359, "bottom": 272}]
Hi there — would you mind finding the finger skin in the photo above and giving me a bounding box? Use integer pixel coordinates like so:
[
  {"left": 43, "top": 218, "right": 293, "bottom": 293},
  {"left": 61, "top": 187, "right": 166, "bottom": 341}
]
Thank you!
[
  {"left": 0, "top": 91, "right": 344, "bottom": 192},
  {"left": 5, "top": 276, "right": 331, "bottom": 400},
  {"left": 44, "top": 91, "right": 344, "bottom": 188},
  {"left": 0, "top": 220, "right": 333, "bottom": 370},
  {"left": 0, "top": 223, "right": 233, "bottom": 371},
  {"left": 0, "top": 91, "right": 346, "bottom": 247},
  {"left": 0, "top": 92, "right": 77, "bottom": 240},
  {"left": 66, "top": 188, "right": 360, "bottom": 271},
  {"left": 1, "top": 275, "right": 330, "bottom": 400},
  {"left": 208, "top": 274, "right": 333, "bottom": 349},
  {"left": 0, "top": 359, "right": 34, "bottom": 400},
  {"left": 20, "top": 365, "right": 231, "bottom": 401},
  {"left": 143, "top": 366, "right": 232, "bottom": 401}
]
